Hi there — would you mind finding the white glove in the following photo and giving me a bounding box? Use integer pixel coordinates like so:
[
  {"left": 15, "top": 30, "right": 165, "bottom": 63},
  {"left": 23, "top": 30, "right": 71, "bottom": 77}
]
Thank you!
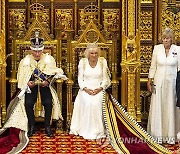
[
  {"left": 54, "top": 73, "right": 68, "bottom": 80},
  {"left": 17, "top": 85, "right": 31, "bottom": 99}
]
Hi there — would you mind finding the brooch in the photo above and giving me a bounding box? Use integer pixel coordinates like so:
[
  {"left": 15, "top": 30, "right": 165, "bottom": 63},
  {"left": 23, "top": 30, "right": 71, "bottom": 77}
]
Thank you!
[
  {"left": 172, "top": 52, "right": 177, "bottom": 55},
  {"left": 172, "top": 52, "right": 177, "bottom": 57}
]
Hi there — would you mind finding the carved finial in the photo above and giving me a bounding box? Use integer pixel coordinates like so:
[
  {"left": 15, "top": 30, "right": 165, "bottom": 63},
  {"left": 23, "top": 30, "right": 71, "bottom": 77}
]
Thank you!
[
  {"left": 30, "top": 2, "right": 44, "bottom": 16},
  {"left": 84, "top": 3, "right": 98, "bottom": 16}
]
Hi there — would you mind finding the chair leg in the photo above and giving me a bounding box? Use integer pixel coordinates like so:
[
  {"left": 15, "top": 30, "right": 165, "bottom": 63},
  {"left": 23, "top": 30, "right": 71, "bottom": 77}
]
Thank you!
[{"left": 56, "top": 119, "right": 63, "bottom": 133}]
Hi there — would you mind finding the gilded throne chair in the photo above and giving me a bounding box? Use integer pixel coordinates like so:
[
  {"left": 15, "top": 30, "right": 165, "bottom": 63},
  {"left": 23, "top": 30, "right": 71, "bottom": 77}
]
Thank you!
[
  {"left": 65, "top": 18, "right": 119, "bottom": 129},
  {"left": 9, "top": 30, "right": 64, "bottom": 131}
]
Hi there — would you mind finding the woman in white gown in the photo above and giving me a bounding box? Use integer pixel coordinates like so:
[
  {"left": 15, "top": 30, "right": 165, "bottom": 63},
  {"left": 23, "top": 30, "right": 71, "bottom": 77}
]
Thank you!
[
  {"left": 70, "top": 43, "right": 111, "bottom": 140},
  {"left": 147, "top": 27, "right": 180, "bottom": 144},
  {"left": 70, "top": 43, "right": 172, "bottom": 153}
]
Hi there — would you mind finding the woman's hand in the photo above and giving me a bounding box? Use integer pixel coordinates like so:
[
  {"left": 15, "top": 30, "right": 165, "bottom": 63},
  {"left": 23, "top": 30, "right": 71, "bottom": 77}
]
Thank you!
[
  {"left": 93, "top": 87, "right": 103, "bottom": 95},
  {"left": 84, "top": 87, "right": 94, "bottom": 95},
  {"left": 84, "top": 87, "right": 103, "bottom": 95},
  {"left": 147, "top": 80, "right": 152, "bottom": 92},
  {"left": 27, "top": 81, "right": 35, "bottom": 88}
]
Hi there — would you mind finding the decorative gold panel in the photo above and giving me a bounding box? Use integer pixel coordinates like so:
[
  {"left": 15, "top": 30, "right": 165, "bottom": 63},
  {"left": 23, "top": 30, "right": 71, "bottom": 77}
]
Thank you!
[
  {"left": 161, "top": 2, "right": 177, "bottom": 33},
  {"left": 38, "top": 9, "right": 50, "bottom": 33},
  {"left": 103, "top": 0, "right": 120, "bottom": 2},
  {"left": 140, "top": 0, "right": 152, "bottom": 3},
  {"left": 140, "top": 45, "right": 152, "bottom": 76},
  {"left": 8, "top": 0, "right": 25, "bottom": 2},
  {"left": 128, "top": 0, "right": 135, "bottom": 36},
  {"left": 102, "top": 9, "right": 120, "bottom": 39},
  {"left": 55, "top": 9, "right": 73, "bottom": 39},
  {"left": 140, "top": 11, "right": 153, "bottom": 40},
  {"left": 61, "top": 43, "right": 68, "bottom": 74},
  {"left": 161, "top": 1, "right": 180, "bottom": 41},
  {"left": 8, "top": 9, "right": 26, "bottom": 39},
  {"left": 79, "top": 4, "right": 99, "bottom": 31}
]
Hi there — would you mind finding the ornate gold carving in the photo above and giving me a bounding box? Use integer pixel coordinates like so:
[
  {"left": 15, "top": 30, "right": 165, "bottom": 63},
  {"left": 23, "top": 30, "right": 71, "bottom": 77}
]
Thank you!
[
  {"left": 121, "top": 30, "right": 141, "bottom": 122},
  {"left": 55, "top": 9, "right": 73, "bottom": 39},
  {"left": 161, "top": 1, "right": 180, "bottom": 40},
  {"left": 85, "top": 29, "right": 99, "bottom": 43},
  {"left": 74, "top": 0, "right": 78, "bottom": 36},
  {"left": 122, "top": 0, "right": 125, "bottom": 32},
  {"left": 61, "top": 44, "right": 68, "bottom": 74},
  {"left": 79, "top": 3, "right": 99, "bottom": 30},
  {"left": 121, "top": 0, "right": 142, "bottom": 121},
  {"left": 39, "top": 9, "right": 50, "bottom": 33},
  {"left": 103, "top": 0, "right": 120, "bottom": 2},
  {"left": 102, "top": 9, "right": 120, "bottom": 39},
  {"left": 50, "top": 1, "right": 54, "bottom": 34},
  {"left": 128, "top": 0, "right": 135, "bottom": 36},
  {"left": 9, "top": 79, "right": 17, "bottom": 97},
  {"left": 125, "top": 34, "right": 137, "bottom": 62},
  {"left": 140, "top": 45, "right": 152, "bottom": 76},
  {"left": 8, "top": 0, "right": 25, "bottom": 2},
  {"left": 140, "top": 0, "right": 152, "bottom": 3},
  {"left": 30, "top": 3, "right": 50, "bottom": 34},
  {"left": 154, "top": 0, "right": 158, "bottom": 44},
  {"left": 8, "top": 9, "right": 26, "bottom": 39},
  {"left": 122, "top": 31, "right": 140, "bottom": 63},
  {"left": 30, "top": 2, "right": 44, "bottom": 14},
  {"left": 56, "top": 79, "right": 63, "bottom": 132},
  {"left": 0, "top": 34, "right": 5, "bottom": 65},
  {"left": 140, "top": 11, "right": 153, "bottom": 40},
  {"left": 127, "top": 69, "right": 136, "bottom": 115},
  {"left": 66, "top": 80, "right": 73, "bottom": 131}
]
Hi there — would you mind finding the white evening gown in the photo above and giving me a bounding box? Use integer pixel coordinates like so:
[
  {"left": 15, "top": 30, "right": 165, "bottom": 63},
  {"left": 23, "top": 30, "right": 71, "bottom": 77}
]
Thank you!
[{"left": 70, "top": 58, "right": 110, "bottom": 139}]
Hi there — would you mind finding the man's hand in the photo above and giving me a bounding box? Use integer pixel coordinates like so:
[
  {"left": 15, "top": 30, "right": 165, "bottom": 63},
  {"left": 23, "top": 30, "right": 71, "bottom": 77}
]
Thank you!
[
  {"left": 27, "top": 81, "right": 35, "bottom": 88},
  {"left": 40, "top": 80, "right": 49, "bottom": 87}
]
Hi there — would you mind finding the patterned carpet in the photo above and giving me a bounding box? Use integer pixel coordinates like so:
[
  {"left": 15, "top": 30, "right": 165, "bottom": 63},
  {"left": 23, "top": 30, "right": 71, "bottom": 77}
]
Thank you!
[
  {"left": 21, "top": 126, "right": 180, "bottom": 154},
  {"left": 20, "top": 129, "right": 180, "bottom": 154},
  {"left": 164, "top": 144, "right": 180, "bottom": 154},
  {"left": 21, "top": 130, "right": 117, "bottom": 154}
]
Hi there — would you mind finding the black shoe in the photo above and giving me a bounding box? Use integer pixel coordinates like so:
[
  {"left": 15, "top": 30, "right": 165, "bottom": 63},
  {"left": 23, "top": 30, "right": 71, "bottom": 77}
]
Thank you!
[
  {"left": 45, "top": 126, "right": 54, "bottom": 137},
  {"left": 27, "top": 126, "right": 35, "bottom": 137}
]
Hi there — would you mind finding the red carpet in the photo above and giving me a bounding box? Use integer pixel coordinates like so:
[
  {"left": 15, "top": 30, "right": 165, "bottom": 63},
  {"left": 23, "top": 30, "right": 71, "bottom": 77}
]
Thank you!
[
  {"left": 164, "top": 143, "right": 180, "bottom": 154},
  {"left": 20, "top": 129, "right": 180, "bottom": 154},
  {"left": 21, "top": 130, "right": 117, "bottom": 154}
]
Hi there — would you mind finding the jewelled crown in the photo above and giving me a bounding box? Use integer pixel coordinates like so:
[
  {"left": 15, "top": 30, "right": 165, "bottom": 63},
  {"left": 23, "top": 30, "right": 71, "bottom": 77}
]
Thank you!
[{"left": 30, "top": 31, "right": 44, "bottom": 51}]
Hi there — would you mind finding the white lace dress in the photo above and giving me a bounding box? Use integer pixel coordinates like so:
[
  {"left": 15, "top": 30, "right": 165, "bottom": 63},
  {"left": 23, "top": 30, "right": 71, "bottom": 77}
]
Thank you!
[{"left": 70, "top": 58, "right": 111, "bottom": 139}]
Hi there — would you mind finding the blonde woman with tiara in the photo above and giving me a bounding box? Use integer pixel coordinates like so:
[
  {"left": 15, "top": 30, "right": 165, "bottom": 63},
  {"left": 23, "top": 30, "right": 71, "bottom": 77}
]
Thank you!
[{"left": 70, "top": 43, "right": 111, "bottom": 140}]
